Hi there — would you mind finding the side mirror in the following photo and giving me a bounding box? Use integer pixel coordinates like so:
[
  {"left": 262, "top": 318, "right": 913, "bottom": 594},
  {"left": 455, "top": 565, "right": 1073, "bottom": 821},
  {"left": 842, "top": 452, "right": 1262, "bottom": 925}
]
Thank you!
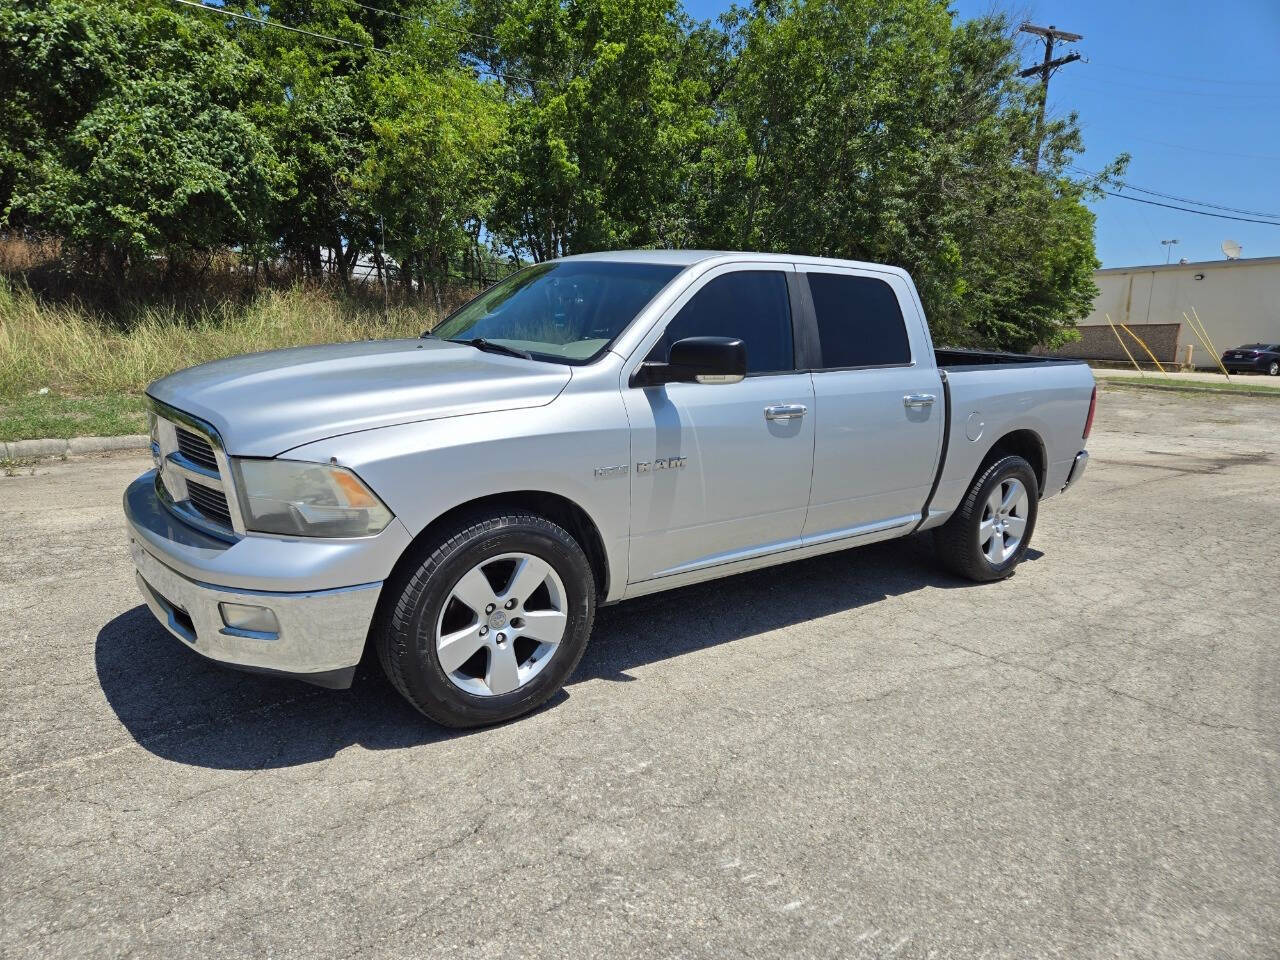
[{"left": 633, "top": 336, "right": 747, "bottom": 387}]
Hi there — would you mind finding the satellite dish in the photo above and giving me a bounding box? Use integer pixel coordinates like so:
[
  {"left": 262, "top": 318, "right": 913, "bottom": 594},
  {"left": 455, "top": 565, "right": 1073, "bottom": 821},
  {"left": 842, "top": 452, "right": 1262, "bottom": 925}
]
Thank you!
[{"left": 1222, "top": 239, "right": 1243, "bottom": 260}]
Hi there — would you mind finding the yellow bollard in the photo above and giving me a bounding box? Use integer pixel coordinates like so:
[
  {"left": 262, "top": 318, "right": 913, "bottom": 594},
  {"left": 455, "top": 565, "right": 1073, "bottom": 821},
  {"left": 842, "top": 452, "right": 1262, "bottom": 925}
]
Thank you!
[
  {"left": 1118, "top": 322, "right": 1169, "bottom": 376},
  {"left": 1190, "top": 306, "right": 1232, "bottom": 381},
  {"left": 1183, "top": 310, "right": 1231, "bottom": 381},
  {"left": 1106, "top": 313, "right": 1144, "bottom": 375}
]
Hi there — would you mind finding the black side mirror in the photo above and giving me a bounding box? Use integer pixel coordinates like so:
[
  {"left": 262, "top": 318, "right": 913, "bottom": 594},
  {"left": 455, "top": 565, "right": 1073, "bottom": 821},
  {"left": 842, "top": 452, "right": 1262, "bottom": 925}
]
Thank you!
[{"left": 633, "top": 336, "right": 747, "bottom": 387}]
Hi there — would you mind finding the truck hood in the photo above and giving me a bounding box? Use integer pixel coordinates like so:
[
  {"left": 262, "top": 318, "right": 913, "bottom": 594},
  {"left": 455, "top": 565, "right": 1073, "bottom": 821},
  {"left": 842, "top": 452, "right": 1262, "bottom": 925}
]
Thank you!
[{"left": 147, "top": 339, "right": 572, "bottom": 456}]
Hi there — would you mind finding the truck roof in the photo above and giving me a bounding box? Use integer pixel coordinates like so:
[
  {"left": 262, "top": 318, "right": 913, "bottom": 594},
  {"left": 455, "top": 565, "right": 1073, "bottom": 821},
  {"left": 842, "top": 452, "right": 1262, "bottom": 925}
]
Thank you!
[{"left": 557, "top": 249, "right": 912, "bottom": 280}]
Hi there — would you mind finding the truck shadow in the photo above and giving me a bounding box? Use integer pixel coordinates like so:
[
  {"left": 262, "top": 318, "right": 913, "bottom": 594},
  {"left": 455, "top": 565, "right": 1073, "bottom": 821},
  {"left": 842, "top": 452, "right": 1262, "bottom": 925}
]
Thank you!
[{"left": 95, "top": 534, "right": 1040, "bottom": 771}]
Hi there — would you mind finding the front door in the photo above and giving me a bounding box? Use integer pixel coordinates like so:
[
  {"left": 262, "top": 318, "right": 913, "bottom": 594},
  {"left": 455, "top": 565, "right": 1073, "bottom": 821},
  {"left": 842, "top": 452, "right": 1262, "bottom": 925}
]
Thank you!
[{"left": 623, "top": 265, "right": 815, "bottom": 584}]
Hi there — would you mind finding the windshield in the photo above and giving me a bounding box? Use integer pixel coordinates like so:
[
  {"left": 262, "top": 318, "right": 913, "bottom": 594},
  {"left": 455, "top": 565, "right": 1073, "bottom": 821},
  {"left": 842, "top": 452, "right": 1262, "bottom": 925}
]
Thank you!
[{"left": 429, "top": 261, "right": 683, "bottom": 364}]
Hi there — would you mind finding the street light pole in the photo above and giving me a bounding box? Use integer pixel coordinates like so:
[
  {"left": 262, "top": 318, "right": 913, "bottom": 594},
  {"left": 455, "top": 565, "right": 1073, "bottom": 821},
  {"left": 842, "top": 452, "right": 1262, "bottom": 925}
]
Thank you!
[{"left": 1161, "top": 239, "right": 1179, "bottom": 264}]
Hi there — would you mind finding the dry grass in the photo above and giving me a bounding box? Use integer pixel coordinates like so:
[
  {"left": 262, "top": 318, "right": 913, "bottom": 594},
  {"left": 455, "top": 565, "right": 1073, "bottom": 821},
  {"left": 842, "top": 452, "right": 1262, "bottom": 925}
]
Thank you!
[
  {"left": 0, "top": 278, "right": 441, "bottom": 397},
  {"left": 0, "top": 235, "right": 63, "bottom": 273}
]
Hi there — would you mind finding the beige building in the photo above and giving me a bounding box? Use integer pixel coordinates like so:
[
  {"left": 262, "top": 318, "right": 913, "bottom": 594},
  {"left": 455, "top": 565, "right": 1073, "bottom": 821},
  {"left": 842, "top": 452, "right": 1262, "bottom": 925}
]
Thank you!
[{"left": 1047, "top": 255, "right": 1280, "bottom": 367}]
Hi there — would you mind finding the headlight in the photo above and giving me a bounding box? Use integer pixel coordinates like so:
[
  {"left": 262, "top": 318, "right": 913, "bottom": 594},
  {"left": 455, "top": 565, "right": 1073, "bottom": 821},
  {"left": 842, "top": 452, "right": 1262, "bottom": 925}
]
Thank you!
[{"left": 232, "top": 459, "right": 393, "bottom": 538}]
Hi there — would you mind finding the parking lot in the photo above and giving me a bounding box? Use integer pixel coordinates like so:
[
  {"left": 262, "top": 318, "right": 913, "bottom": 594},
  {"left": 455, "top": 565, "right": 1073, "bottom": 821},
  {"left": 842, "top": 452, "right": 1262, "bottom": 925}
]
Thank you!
[{"left": 3, "top": 386, "right": 1278, "bottom": 959}]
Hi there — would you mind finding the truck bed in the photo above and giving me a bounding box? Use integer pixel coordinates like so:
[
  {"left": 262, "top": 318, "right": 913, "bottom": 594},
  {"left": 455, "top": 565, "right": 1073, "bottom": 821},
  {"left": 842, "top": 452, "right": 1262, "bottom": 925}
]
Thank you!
[
  {"left": 935, "top": 347, "right": 1088, "bottom": 370},
  {"left": 919, "top": 348, "right": 1096, "bottom": 531}
]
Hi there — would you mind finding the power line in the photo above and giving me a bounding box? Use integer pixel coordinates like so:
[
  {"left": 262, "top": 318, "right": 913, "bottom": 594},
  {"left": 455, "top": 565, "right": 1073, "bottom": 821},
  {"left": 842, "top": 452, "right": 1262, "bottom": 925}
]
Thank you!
[
  {"left": 171, "top": 0, "right": 531, "bottom": 84},
  {"left": 1127, "top": 135, "right": 1280, "bottom": 163},
  {"left": 334, "top": 0, "right": 500, "bottom": 46},
  {"left": 1089, "top": 61, "right": 1280, "bottom": 89},
  {"left": 1087, "top": 130, "right": 1280, "bottom": 164},
  {"left": 1070, "top": 166, "right": 1280, "bottom": 219},
  {"left": 172, "top": 0, "right": 386, "bottom": 51},
  {"left": 330, "top": 0, "right": 528, "bottom": 82},
  {"left": 1070, "top": 78, "right": 1279, "bottom": 102},
  {"left": 1098, "top": 190, "right": 1280, "bottom": 226}
]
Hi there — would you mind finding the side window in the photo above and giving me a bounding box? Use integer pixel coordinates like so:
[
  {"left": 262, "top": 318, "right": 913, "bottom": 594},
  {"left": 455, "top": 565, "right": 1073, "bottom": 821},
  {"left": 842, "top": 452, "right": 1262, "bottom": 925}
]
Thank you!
[
  {"left": 806, "top": 272, "right": 911, "bottom": 369},
  {"left": 647, "top": 271, "right": 794, "bottom": 374}
]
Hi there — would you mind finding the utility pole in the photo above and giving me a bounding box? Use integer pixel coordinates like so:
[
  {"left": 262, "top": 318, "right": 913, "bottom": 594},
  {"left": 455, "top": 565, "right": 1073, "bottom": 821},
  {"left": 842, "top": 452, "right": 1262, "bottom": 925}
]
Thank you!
[
  {"left": 379, "top": 215, "right": 389, "bottom": 315},
  {"left": 1018, "top": 23, "right": 1083, "bottom": 174}
]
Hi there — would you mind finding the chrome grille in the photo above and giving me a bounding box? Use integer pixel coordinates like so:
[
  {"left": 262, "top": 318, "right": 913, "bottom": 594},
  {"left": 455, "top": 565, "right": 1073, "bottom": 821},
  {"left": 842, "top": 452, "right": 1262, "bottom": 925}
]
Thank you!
[
  {"left": 148, "top": 399, "right": 242, "bottom": 539},
  {"left": 175, "top": 426, "right": 218, "bottom": 471},
  {"left": 187, "top": 479, "right": 233, "bottom": 528}
]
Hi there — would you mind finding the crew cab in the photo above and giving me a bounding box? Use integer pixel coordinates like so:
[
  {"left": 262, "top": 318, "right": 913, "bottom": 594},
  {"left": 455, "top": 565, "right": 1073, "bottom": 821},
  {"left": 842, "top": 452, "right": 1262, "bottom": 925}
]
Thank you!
[{"left": 125, "top": 251, "right": 1096, "bottom": 726}]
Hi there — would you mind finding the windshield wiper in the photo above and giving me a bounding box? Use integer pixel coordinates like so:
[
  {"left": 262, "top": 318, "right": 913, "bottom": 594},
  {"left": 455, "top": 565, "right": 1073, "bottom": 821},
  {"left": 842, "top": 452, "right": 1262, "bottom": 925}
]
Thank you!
[{"left": 448, "top": 337, "right": 533, "bottom": 360}]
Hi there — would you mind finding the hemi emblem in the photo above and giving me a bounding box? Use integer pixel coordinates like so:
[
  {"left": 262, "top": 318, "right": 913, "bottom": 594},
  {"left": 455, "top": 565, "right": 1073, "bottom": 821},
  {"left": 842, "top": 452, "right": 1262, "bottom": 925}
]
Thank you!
[{"left": 635, "top": 457, "right": 687, "bottom": 474}]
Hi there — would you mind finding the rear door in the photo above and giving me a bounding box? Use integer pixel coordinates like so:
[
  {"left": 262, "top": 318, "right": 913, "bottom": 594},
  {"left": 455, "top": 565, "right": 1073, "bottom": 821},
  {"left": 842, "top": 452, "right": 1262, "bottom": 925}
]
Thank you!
[
  {"left": 800, "top": 268, "right": 944, "bottom": 542},
  {"left": 623, "top": 264, "right": 815, "bottom": 583}
]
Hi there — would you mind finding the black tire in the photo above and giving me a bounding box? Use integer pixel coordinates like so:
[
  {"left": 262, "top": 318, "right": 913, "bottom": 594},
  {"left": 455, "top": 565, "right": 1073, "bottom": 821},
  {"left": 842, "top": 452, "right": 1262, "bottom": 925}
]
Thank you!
[
  {"left": 1268, "top": 360, "right": 1279, "bottom": 377},
  {"left": 374, "top": 512, "right": 596, "bottom": 727},
  {"left": 933, "top": 454, "right": 1039, "bottom": 583}
]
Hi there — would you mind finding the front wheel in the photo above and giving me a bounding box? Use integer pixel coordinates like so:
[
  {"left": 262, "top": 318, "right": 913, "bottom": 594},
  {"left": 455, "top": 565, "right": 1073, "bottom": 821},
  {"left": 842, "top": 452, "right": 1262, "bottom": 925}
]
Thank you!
[
  {"left": 1268, "top": 360, "right": 1279, "bottom": 376},
  {"left": 934, "top": 455, "right": 1039, "bottom": 582},
  {"left": 375, "top": 512, "right": 596, "bottom": 727}
]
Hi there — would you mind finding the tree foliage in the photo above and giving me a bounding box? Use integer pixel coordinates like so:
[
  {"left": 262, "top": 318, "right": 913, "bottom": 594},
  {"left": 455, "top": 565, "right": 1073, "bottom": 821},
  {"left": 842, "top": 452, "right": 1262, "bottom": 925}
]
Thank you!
[
  {"left": 0, "top": 0, "right": 1120, "bottom": 347},
  {"left": 2, "top": 0, "right": 281, "bottom": 267},
  {"left": 474, "top": 0, "right": 713, "bottom": 259}
]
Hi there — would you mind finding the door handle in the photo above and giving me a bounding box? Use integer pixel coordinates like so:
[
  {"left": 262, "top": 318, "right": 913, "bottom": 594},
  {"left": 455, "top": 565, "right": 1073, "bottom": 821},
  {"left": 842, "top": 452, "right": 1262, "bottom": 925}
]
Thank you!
[
  {"left": 903, "top": 394, "right": 936, "bottom": 408},
  {"left": 764, "top": 403, "right": 808, "bottom": 421}
]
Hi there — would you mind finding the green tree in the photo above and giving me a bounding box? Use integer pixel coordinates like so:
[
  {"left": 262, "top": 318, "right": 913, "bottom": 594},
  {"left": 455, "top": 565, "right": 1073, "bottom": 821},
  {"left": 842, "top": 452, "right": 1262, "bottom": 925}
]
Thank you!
[
  {"left": 233, "top": 0, "right": 494, "bottom": 287},
  {"left": 358, "top": 50, "right": 507, "bottom": 306},
  {"left": 228, "top": 0, "right": 395, "bottom": 285},
  {"left": 2, "top": 0, "right": 281, "bottom": 270},
  {"left": 2, "top": 0, "right": 1114, "bottom": 351},
  {"left": 690, "top": 0, "right": 1114, "bottom": 349},
  {"left": 476, "top": 0, "right": 714, "bottom": 260}
]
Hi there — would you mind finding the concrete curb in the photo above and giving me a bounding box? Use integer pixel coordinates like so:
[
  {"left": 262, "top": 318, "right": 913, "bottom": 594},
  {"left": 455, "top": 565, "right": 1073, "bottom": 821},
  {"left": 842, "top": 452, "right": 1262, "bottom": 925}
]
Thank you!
[
  {"left": 1097, "top": 380, "right": 1280, "bottom": 399},
  {"left": 1, "top": 434, "right": 149, "bottom": 460}
]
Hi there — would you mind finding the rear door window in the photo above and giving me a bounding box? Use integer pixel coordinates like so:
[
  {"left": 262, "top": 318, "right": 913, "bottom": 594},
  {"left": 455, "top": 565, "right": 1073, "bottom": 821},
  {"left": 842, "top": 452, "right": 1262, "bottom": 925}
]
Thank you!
[
  {"left": 648, "top": 271, "right": 794, "bottom": 374},
  {"left": 806, "top": 272, "right": 911, "bottom": 369}
]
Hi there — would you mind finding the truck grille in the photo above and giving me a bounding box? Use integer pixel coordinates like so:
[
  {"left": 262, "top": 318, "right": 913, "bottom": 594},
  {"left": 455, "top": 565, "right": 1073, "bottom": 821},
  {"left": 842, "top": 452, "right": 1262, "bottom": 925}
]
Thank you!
[
  {"left": 187, "top": 479, "right": 234, "bottom": 528},
  {"left": 175, "top": 426, "right": 219, "bottom": 471},
  {"left": 149, "top": 400, "right": 240, "bottom": 538}
]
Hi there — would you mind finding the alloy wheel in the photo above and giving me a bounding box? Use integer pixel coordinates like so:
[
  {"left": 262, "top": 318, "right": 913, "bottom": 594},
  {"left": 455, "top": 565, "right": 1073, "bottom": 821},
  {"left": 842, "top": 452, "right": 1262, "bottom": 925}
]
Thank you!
[
  {"left": 435, "top": 552, "right": 568, "bottom": 697},
  {"left": 979, "top": 478, "right": 1029, "bottom": 565}
]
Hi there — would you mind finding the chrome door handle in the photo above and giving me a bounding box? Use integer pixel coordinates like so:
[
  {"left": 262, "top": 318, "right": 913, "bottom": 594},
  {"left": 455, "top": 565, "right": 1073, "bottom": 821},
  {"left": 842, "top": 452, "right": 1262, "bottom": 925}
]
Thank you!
[
  {"left": 903, "top": 394, "right": 936, "bottom": 408},
  {"left": 764, "top": 403, "right": 808, "bottom": 421}
]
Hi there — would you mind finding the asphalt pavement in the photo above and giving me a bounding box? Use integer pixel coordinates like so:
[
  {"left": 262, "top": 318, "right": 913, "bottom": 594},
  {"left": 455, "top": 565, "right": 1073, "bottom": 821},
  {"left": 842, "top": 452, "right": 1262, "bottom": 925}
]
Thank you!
[{"left": 3, "top": 387, "right": 1278, "bottom": 959}]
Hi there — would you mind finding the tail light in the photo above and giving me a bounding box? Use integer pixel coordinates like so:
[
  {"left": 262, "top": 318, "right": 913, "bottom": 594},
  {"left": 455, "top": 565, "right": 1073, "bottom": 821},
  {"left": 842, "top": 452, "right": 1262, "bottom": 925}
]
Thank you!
[{"left": 1083, "top": 385, "right": 1097, "bottom": 440}]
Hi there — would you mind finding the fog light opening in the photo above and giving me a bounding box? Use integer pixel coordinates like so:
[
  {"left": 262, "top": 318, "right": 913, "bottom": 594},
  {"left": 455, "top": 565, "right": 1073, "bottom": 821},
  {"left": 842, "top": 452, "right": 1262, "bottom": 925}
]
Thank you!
[{"left": 219, "top": 602, "right": 280, "bottom": 637}]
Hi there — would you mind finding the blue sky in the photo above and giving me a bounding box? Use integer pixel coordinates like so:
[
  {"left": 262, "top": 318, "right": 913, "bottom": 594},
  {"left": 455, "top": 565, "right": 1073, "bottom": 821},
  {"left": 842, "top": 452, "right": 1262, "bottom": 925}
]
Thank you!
[{"left": 682, "top": 0, "right": 1280, "bottom": 268}]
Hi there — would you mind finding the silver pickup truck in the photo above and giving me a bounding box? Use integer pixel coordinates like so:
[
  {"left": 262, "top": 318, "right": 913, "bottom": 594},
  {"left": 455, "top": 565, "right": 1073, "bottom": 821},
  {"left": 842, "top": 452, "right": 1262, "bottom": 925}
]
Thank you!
[{"left": 125, "top": 251, "right": 1095, "bottom": 726}]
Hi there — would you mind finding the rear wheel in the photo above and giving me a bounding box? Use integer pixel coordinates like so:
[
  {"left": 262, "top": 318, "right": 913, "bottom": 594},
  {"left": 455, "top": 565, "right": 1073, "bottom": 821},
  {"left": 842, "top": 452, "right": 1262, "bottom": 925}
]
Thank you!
[
  {"left": 934, "top": 455, "right": 1039, "bottom": 582},
  {"left": 1268, "top": 360, "right": 1278, "bottom": 376},
  {"left": 375, "top": 512, "right": 596, "bottom": 727}
]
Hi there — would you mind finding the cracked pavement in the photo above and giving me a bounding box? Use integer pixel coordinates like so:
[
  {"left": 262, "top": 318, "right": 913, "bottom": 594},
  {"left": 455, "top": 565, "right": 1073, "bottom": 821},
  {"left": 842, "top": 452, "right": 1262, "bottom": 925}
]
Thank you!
[{"left": 3, "top": 387, "right": 1278, "bottom": 959}]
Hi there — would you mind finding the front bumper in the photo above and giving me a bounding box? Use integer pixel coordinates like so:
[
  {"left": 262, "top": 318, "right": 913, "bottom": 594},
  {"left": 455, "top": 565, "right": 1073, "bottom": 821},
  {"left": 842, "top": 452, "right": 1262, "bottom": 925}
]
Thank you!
[{"left": 125, "top": 471, "right": 410, "bottom": 687}]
